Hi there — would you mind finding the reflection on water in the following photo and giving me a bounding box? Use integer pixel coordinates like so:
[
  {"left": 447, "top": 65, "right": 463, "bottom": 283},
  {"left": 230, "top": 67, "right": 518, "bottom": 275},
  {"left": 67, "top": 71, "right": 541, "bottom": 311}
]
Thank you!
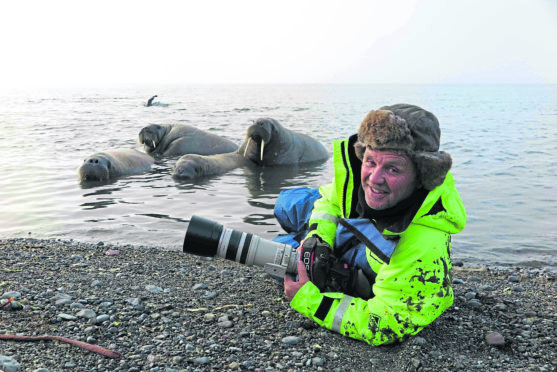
[{"left": 1, "top": 84, "right": 556, "bottom": 269}]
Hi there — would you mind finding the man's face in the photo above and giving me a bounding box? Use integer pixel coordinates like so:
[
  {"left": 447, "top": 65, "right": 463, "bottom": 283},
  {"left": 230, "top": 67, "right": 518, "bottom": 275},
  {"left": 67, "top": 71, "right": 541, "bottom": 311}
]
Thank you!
[{"left": 360, "top": 148, "right": 419, "bottom": 210}]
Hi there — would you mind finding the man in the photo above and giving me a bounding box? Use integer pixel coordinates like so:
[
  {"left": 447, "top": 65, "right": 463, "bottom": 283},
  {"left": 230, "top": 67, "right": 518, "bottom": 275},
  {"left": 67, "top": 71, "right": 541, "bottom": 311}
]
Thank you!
[{"left": 283, "top": 104, "right": 466, "bottom": 345}]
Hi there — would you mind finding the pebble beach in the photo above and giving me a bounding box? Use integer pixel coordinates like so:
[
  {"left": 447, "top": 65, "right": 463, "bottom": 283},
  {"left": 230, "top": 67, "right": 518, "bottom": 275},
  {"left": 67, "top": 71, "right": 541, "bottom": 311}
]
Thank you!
[{"left": 1, "top": 238, "right": 555, "bottom": 372}]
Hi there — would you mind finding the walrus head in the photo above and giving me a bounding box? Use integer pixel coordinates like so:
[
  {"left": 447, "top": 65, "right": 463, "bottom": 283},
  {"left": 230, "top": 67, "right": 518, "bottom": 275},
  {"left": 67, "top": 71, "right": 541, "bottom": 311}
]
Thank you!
[
  {"left": 172, "top": 154, "right": 211, "bottom": 179},
  {"left": 138, "top": 124, "right": 167, "bottom": 154},
  {"left": 78, "top": 155, "right": 112, "bottom": 182},
  {"left": 238, "top": 118, "right": 278, "bottom": 165}
]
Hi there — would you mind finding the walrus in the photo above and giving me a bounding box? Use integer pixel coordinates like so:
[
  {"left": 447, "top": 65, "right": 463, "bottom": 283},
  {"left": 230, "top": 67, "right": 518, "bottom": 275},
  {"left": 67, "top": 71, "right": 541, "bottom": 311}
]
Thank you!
[
  {"left": 138, "top": 124, "right": 238, "bottom": 157},
  {"left": 172, "top": 118, "right": 329, "bottom": 179},
  {"left": 173, "top": 152, "right": 247, "bottom": 179},
  {"left": 78, "top": 149, "right": 154, "bottom": 182},
  {"left": 237, "top": 118, "right": 329, "bottom": 166}
]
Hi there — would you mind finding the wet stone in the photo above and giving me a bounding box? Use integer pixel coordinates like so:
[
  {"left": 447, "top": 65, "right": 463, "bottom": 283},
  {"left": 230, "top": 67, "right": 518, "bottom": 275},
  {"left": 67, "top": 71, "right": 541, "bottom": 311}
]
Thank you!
[
  {"left": 145, "top": 285, "right": 163, "bottom": 293},
  {"left": 508, "top": 276, "right": 520, "bottom": 283},
  {"left": 465, "top": 292, "right": 477, "bottom": 300},
  {"left": 486, "top": 331, "right": 505, "bottom": 346},
  {"left": 282, "top": 336, "right": 302, "bottom": 345},
  {"left": 193, "top": 357, "right": 210, "bottom": 364},
  {"left": 467, "top": 299, "right": 482, "bottom": 309}
]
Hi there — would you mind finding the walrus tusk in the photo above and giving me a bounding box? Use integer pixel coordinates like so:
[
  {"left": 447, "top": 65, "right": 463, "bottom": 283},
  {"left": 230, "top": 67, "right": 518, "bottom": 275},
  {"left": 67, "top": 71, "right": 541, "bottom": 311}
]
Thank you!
[
  {"left": 260, "top": 140, "right": 265, "bottom": 162},
  {"left": 244, "top": 138, "right": 251, "bottom": 157},
  {"left": 152, "top": 140, "right": 156, "bottom": 149}
]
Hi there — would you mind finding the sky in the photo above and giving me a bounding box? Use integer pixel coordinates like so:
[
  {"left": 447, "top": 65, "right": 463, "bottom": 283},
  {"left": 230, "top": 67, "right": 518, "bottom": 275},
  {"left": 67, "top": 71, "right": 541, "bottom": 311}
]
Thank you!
[{"left": 2, "top": 0, "right": 556, "bottom": 87}]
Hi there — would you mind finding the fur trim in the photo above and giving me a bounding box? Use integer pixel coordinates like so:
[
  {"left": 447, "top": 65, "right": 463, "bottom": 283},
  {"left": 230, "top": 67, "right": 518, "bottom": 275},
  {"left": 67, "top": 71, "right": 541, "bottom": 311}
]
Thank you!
[
  {"left": 413, "top": 151, "right": 452, "bottom": 190},
  {"left": 357, "top": 110, "right": 413, "bottom": 153}
]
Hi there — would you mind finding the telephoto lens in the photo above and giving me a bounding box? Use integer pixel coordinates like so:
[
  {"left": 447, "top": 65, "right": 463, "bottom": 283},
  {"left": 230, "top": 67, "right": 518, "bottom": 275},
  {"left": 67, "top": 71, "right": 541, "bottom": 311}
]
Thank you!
[
  {"left": 183, "top": 215, "right": 374, "bottom": 299},
  {"left": 183, "top": 215, "right": 299, "bottom": 277}
]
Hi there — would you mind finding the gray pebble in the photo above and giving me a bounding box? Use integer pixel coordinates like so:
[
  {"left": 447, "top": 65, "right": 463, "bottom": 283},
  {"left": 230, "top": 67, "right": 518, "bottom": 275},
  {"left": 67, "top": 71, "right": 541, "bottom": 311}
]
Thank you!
[
  {"left": 91, "top": 280, "right": 102, "bottom": 287},
  {"left": 193, "top": 357, "right": 210, "bottom": 364},
  {"left": 282, "top": 336, "right": 302, "bottom": 345},
  {"left": 0, "top": 355, "right": 21, "bottom": 372},
  {"left": 452, "top": 278, "right": 465, "bottom": 284},
  {"left": 465, "top": 292, "right": 477, "bottom": 300},
  {"left": 127, "top": 297, "right": 141, "bottom": 306},
  {"left": 145, "top": 285, "right": 163, "bottom": 293},
  {"left": 96, "top": 314, "right": 110, "bottom": 323},
  {"left": 57, "top": 313, "right": 77, "bottom": 321},
  {"left": 76, "top": 309, "right": 96, "bottom": 319},
  {"left": 486, "top": 331, "right": 505, "bottom": 346},
  {"left": 469, "top": 276, "right": 482, "bottom": 282},
  {"left": 467, "top": 299, "right": 482, "bottom": 308},
  {"left": 2, "top": 291, "right": 21, "bottom": 300},
  {"left": 218, "top": 320, "right": 234, "bottom": 328},
  {"left": 204, "top": 292, "right": 217, "bottom": 299},
  {"left": 508, "top": 276, "right": 520, "bottom": 282},
  {"left": 192, "top": 283, "right": 207, "bottom": 290}
]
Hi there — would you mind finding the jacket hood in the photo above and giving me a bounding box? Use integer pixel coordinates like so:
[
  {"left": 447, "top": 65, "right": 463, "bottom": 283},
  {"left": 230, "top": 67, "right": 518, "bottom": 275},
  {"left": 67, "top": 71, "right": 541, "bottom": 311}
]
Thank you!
[{"left": 408, "top": 172, "right": 466, "bottom": 234}]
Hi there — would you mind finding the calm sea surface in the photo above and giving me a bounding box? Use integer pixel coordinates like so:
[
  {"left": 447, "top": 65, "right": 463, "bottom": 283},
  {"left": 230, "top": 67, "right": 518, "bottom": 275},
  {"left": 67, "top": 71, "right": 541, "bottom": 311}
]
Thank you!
[{"left": 1, "top": 84, "right": 556, "bottom": 269}]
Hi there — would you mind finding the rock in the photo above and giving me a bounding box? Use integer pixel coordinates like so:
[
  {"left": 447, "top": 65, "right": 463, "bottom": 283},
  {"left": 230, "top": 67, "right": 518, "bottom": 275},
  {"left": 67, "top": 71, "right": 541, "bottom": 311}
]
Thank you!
[
  {"left": 204, "top": 313, "right": 216, "bottom": 322},
  {"left": 486, "top": 331, "right": 505, "bottom": 346},
  {"left": 414, "top": 337, "right": 426, "bottom": 345},
  {"left": 96, "top": 314, "right": 110, "bottom": 323},
  {"left": 218, "top": 320, "right": 234, "bottom": 328},
  {"left": 282, "top": 336, "right": 302, "bottom": 345},
  {"left": 469, "top": 276, "right": 482, "bottom": 282},
  {"left": 467, "top": 299, "right": 482, "bottom": 309},
  {"left": 0, "top": 355, "right": 21, "bottom": 372},
  {"left": 76, "top": 309, "right": 96, "bottom": 319},
  {"left": 145, "top": 285, "right": 163, "bottom": 293},
  {"left": 508, "top": 276, "right": 520, "bottom": 283},
  {"left": 193, "top": 357, "right": 210, "bottom": 364},
  {"left": 465, "top": 292, "right": 477, "bottom": 300},
  {"left": 192, "top": 283, "right": 207, "bottom": 290},
  {"left": 204, "top": 291, "right": 217, "bottom": 299},
  {"left": 453, "top": 278, "right": 465, "bottom": 284},
  {"left": 312, "top": 357, "right": 325, "bottom": 366},
  {"left": 2, "top": 291, "right": 21, "bottom": 300},
  {"left": 57, "top": 313, "right": 77, "bottom": 321},
  {"left": 127, "top": 297, "right": 141, "bottom": 306}
]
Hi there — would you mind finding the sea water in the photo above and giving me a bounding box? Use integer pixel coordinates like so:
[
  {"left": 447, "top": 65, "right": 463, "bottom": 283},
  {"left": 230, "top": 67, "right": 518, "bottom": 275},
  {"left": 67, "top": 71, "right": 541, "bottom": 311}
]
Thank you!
[{"left": 0, "top": 84, "right": 556, "bottom": 269}]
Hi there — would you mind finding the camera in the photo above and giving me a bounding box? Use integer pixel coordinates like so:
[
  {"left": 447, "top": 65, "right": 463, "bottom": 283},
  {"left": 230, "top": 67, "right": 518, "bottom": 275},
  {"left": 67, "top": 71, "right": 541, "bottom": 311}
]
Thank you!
[{"left": 183, "top": 215, "right": 373, "bottom": 298}]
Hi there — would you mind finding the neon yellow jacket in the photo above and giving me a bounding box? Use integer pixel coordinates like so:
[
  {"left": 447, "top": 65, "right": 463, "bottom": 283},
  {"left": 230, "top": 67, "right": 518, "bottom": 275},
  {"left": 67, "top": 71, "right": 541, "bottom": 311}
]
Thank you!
[{"left": 290, "top": 135, "right": 467, "bottom": 345}]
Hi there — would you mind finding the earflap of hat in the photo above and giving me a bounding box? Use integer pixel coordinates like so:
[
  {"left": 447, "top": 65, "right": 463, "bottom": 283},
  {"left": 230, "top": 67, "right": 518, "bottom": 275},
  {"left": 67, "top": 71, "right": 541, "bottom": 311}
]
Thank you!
[{"left": 413, "top": 151, "right": 452, "bottom": 190}]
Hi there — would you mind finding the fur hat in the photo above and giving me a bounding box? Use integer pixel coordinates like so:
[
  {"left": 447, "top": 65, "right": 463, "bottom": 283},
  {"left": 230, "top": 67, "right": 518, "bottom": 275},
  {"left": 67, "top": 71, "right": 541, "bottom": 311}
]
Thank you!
[{"left": 354, "top": 103, "right": 452, "bottom": 190}]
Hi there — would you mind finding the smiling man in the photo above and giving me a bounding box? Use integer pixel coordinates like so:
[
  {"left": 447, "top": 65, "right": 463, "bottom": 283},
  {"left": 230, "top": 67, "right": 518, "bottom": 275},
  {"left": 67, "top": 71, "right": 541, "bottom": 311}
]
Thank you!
[{"left": 284, "top": 104, "right": 467, "bottom": 345}]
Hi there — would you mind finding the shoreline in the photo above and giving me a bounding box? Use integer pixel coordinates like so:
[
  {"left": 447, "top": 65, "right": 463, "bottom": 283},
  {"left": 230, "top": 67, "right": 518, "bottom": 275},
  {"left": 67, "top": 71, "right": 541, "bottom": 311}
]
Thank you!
[{"left": 1, "top": 238, "right": 555, "bottom": 371}]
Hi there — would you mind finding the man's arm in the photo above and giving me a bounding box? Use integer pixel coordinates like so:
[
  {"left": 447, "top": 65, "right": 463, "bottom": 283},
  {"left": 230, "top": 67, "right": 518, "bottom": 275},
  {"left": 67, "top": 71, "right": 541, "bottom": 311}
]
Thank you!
[
  {"left": 289, "top": 229, "right": 454, "bottom": 345},
  {"left": 304, "top": 183, "right": 342, "bottom": 248}
]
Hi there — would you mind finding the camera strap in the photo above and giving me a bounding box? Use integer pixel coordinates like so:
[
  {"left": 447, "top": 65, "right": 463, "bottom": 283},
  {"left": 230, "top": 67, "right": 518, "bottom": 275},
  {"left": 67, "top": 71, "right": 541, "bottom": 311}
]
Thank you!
[{"left": 336, "top": 219, "right": 398, "bottom": 264}]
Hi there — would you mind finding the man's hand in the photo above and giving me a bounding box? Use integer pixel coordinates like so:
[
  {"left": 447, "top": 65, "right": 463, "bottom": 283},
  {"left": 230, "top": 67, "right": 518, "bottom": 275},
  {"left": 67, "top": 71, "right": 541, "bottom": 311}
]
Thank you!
[{"left": 284, "top": 255, "right": 309, "bottom": 301}]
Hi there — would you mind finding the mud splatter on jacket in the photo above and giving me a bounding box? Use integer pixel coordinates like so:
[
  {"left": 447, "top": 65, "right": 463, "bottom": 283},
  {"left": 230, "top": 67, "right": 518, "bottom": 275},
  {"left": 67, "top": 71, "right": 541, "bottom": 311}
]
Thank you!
[{"left": 290, "top": 135, "right": 467, "bottom": 345}]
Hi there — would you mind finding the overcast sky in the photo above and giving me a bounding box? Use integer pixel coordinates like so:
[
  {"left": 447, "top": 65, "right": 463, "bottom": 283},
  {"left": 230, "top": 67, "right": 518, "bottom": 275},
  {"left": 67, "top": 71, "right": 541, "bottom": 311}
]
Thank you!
[{"left": 2, "top": 0, "right": 556, "bottom": 87}]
